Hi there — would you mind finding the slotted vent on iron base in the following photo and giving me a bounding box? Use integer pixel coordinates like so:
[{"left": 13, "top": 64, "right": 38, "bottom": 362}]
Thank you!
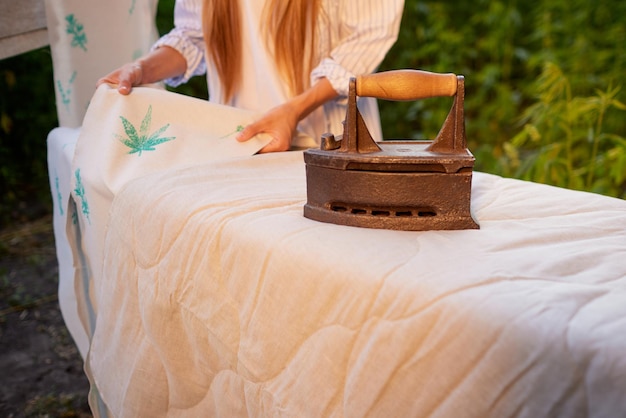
[{"left": 329, "top": 203, "right": 437, "bottom": 218}]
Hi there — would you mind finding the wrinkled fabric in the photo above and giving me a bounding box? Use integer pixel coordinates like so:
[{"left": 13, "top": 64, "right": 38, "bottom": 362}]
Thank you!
[
  {"left": 45, "top": 0, "right": 159, "bottom": 356},
  {"left": 86, "top": 151, "right": 626, "bottom": 417},
  {"left": 66, "top": 85, "right": 272, "bottom": 416},
  {"left": 69, "top": 85, "right": 272, "bottom": 330}
]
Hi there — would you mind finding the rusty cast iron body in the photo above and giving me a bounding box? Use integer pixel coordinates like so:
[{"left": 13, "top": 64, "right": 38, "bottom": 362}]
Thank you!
[{"left": 303, "top": 69, "right": 480, "bottom": 231}]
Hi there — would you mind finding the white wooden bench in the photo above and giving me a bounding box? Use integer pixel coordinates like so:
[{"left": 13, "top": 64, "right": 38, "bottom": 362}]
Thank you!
[{"left": 0, "top": 0, "right": 48, "bottom": 59}]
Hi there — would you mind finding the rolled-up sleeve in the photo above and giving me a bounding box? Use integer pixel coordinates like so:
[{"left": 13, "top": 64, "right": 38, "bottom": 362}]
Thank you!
[
  {"left": 311, "top": 0, "right": 404, "bottom": 96},
  {"left": 152, "top": 0, "right": 206, "bottom": 87}
]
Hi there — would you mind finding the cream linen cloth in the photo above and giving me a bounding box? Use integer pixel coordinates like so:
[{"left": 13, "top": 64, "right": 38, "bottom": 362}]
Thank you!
[
  {"left": 45, "top": 0, "right": 159, "bottom": 358},
  {"left": 68, "top": 85, "right": 272, "bottom": 352},
  {"left": 86, "top": 150, "right": 626, "bottom": 417}
]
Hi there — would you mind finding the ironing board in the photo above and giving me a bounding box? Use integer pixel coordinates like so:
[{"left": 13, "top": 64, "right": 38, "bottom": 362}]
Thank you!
[{"left": 63, "top": 87, "right": 626, "bottom": 417}]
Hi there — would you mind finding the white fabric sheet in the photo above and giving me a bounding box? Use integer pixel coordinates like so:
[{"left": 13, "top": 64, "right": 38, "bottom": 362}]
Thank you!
[
  {"left": 84, "top": 150, "right": 626, "bottom": 417},
  {"left": 65, "top": 85, "right": 275, "bottom": 416},
  {"left": 47, "top": 127, "right": 89, "bottom": 357},
  {"left": 45, "top": 0, "right": 160, "bottom": 357},
  {"left": 69, "top": 85, "right": 272, "bottom": 333}
]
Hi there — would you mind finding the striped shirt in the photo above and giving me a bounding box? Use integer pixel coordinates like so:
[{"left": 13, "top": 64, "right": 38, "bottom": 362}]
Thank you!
[{"left": 153, "top": 0, "right": 404, "bottom": 147}]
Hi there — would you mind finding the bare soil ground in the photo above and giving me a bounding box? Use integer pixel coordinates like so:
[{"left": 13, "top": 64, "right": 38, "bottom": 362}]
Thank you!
[{"left": 0, "top": 214, "right": 92, "bottom": 417}]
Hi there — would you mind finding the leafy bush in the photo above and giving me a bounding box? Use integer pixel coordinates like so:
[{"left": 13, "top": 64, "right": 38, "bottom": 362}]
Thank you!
[
  {"left": 378, "top": 0, "right": 625, "bottom": 198},
  {"left": 509, "top": 63, "right": 626, "bottom": 196}
]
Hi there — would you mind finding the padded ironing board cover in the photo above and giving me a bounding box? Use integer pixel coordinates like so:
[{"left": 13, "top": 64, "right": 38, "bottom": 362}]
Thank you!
[
  {"left": 89, "top": 152, "right": 626, "bottom": 417},
  {"left": 78, "top": 139, "right": 626, "bottom": 416}
]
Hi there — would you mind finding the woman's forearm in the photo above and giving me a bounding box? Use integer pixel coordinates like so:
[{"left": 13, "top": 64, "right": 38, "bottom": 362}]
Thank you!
[
  {"left": 289, "top": 77, "right": 338, "bottom": 123},
  {"left": 135, "top": 46, "right": 188, "bottom": 85},
  {"left": 97, "top": 45, "right": 187, "bottom": 94}
]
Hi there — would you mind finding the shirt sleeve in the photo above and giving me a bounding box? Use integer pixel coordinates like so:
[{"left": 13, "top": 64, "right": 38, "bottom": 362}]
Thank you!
[
  {"left": 151, "top": 0, "right": 207, "bottom": 87},
  {"left": 311, "top": 0, "right": 405, "bottom": 97}
]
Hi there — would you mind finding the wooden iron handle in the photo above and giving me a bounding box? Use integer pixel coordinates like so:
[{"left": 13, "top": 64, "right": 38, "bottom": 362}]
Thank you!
[{"left": 356, "top": 70, "right": 458, "bottom": 101}]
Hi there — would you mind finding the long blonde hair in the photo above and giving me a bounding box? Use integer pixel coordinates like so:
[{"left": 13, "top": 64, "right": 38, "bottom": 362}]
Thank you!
[{"left": 203, "top": 0, "right": 320, "bottom": 102}]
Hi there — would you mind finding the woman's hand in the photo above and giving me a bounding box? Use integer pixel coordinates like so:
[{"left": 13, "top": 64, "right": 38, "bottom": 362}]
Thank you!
[
  {"left": 235, "top": 103, "right": 299, "bottom": 153},
  {"left": 97, "top": 62, "right": 143, "bottom": 95},
  {"left": 96, "top": 46, "right": 187, "bottom": 95},
  {"left": 236, "top": 77, "right": 338, "bottom": 153}
]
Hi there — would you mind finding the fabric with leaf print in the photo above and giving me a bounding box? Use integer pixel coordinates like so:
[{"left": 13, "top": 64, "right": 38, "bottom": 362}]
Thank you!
[
  {"left": 46, "top": 127, "right": 91, "bottom": 359},
  {"left": 44, "top": 0, "right": 160, "bottom": 127},
  {"left": 65, "top": 14, "right": 88, "bottom": 51},
  {"left": 116, "top": 105, "right": 176, "bottom": 155},
  {"left": 45, "top": 2, "right": 163, "bottom": 408},
  {"left": 57, "top": 86, "right": 273, "bottom": 412},
  {"left": 73, "top": 168, "right": 91, "bottom": 224},
  {"left": 66, "top": 84, "right": 272, "bottom": 355}
]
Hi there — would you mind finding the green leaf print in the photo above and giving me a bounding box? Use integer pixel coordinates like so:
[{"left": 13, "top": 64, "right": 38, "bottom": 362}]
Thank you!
[
  {"left": 56, "top": 71, "right": 77, "bottom": 112},
  {"left": 74, "top": 168, "right": 91, "bottom": 224},
  {"left": 65, "top": 14, "right": 87, "bottom": 52},
  {"left": 115, "top": 105, "right": 176, "bottom": 156},
  {"left": 219, "top": 125, "right": 245, "bottom": 139},
  {"left": 54, "top": 174, "right": 64, "bottom": 216}
]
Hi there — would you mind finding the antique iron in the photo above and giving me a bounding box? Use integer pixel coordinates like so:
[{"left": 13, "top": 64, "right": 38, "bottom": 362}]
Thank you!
[{"left": 303, "top": 69, "right": 479, "bottom": 231}]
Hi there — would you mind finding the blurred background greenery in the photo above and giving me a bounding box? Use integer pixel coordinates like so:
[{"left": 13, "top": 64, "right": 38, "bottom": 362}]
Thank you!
[{"left": 0, "top": 0, "right": 624, "bottom": 228}]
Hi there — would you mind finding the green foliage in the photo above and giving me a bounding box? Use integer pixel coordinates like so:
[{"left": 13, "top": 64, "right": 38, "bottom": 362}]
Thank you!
[
  {"left": 508, "top": 63, "right": 626, "bottom": 197},
  {"left": 379, "top": 0, "right": 625, "bottom": 197}
]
